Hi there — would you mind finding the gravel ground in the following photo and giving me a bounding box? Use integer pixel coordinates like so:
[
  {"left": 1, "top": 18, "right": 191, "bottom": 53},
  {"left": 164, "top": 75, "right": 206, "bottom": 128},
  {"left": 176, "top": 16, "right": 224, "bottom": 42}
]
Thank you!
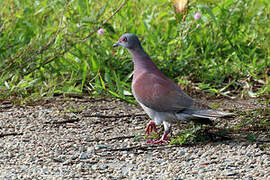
[{"left": 0, "top": 97, "right": 269, "bottom": 179}]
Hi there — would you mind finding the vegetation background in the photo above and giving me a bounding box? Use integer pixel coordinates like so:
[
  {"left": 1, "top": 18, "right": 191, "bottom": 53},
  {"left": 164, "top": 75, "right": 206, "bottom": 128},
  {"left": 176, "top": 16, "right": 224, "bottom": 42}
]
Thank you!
[{"left": 0, "top": 0, "right": 269, "bottom": 104}]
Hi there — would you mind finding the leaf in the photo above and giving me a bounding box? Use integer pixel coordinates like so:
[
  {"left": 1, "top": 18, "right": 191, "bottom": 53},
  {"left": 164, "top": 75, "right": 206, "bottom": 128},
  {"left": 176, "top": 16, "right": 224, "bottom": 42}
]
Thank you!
[
  {"left": 113, "top": 71, "right": 123, "bottom": 96},
  {"left": 123, "top": 90, "right": 132, "bottom": 96},
  {"left": 198, "top": 4, "right": 218, "bottom": 26},
  {"left": 174, "top": 0, "right": 188, "bottom": 13},
  {"left": 108, "top": 90, "right": 121, "bottom": 98},
  {"left": 133, "top": 135, "right": 142, "bottom": 142},
  {"left": 81, "top": 60, "right": 88, "bottom": 91},
  {"left": 4, "top": 81, "right": 10, "bottom": 89},
  {"left": 122, "top": 71, "right": 133, "bottom": 83},
  {"left": 246, "top": 134, "right": 256, "bottom": 142},
  {"left": 78, "top": 0, "right": 87, "bottom": 14},
  {"left": 96, "top": 5, "right": 107, "bottom": 21},
  {"left": 103, "top": 23, "right": 115, "bottom": 33},
  {"left": 81, "top": 17, "right": 97, "bottom": 24},
  {"left": 104, "top": 68, "right": 115, "bottom": 91},
  {"left": 98, "top": 72, "right": 106, "bottom": 89},
  {"left": 248, "top": 90, "right": 257, "bottom": 98},
  {"left": 90, "top": 56, "right": 98, "bottom": 73}
]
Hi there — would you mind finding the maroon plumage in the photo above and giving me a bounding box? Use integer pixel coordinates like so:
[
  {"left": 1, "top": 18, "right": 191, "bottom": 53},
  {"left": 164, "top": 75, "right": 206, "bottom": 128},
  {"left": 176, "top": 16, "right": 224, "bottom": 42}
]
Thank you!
[{"left": 114, "top": 33, "right": 232, "bottom": 143}]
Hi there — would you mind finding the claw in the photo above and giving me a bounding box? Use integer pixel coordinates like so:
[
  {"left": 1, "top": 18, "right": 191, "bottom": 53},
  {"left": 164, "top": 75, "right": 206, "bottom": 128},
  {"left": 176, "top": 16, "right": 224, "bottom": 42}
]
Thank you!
[
  {"left": 146, "top": 132, "right": 169, "bottom": 144},
  {"left": 145, "top": 120, "right": 157, "bottom": 136},
  {"left": 146, "top": 139, "right": 169, "bottom": 144}
]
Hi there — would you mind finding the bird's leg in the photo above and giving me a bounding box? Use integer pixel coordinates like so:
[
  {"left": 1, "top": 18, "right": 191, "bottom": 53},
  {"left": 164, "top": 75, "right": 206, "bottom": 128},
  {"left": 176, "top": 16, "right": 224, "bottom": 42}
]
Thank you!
[
  {"left": 145, "top": 120, "right": 157, "bottom": 136},
  {"left": 146, "top": 121, "right": 171, "bottom": 144}
]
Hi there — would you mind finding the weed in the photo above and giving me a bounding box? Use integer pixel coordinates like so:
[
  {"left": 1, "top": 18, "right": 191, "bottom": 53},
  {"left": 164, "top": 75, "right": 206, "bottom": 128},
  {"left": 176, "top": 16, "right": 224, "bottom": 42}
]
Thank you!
[{"left": 0, "top": 0, "right": 269, "bottom": 103}]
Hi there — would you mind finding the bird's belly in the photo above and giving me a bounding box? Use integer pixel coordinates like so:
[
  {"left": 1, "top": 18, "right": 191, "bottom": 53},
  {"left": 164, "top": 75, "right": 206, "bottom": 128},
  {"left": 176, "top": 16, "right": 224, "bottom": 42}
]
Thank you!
[
  {"left": 138, "top": 102, "right": 156, "bottom": 119},
  {"left": 138, "top": 102, "right": 186, "bottom": 125}
]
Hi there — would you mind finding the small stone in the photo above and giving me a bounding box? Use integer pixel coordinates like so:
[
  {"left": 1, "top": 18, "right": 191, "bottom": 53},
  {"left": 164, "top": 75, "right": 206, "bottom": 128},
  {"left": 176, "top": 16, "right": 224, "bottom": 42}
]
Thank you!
[
  {"left": 178, "top": 150, "right": 186, "bottom": 156},
  {"left": 76, "top": 163, "right": 83, "bottom": 169},
  {"left": 99, "top": 164, "right": 109, "bottom": 170},
  {"left": 226, "top": 172, "right": 239, "bottom": 176},
  {"left": 157, "top": 159, "right": 165, "bottom": 164},
  {"left": 87, "top": 146, "right": 95, "bottom": 153},
  {"left": 91, "top": 164, "right": 98, "bottom": 170},
  {"left": 71, "top": 155, "right": 78, "bottom": 160},
  {"left": 187, "top": 157, "right": 195, "bottom": 161},
  {"left": 79, "top": 152, "right": 89, "bottom": 159},
  {"left": 95, "top": 144, "right": 109, "bottom": 149},
  {"left": 62, "top": 159, "right": 72, "bottom": 165}
]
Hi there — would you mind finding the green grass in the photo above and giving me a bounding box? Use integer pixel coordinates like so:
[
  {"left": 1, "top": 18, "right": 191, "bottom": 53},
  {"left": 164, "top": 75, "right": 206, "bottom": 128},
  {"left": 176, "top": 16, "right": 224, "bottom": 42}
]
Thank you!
[
  {"left": 0, "top": 0, "right": 269, "bottom": 103},
  {"left": 168, "top": 101, "right": 270, "bottom": 145}
]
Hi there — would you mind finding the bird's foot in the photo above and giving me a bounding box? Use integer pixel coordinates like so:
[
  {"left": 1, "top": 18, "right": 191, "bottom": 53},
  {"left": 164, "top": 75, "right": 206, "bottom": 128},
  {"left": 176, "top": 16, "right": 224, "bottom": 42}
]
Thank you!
[
  {"left": 146, "top": 132, "right": 169, "bottom": 144},
  {"left": 145, "top": 120, "right": 157, "bottom": 136}
]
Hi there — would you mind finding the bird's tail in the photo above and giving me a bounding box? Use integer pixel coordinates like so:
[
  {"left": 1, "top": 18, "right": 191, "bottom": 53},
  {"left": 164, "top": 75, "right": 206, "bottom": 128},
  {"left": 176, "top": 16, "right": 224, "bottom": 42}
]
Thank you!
[{"left": 189, "top": 109, "right": 234, "bottom": 119}]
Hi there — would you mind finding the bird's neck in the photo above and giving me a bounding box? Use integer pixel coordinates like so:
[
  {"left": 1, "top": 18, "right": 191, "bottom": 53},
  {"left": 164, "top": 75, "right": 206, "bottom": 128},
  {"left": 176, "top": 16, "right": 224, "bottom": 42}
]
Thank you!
[{"left": 128, "top": 48, "right": 158, "bottom": 73}]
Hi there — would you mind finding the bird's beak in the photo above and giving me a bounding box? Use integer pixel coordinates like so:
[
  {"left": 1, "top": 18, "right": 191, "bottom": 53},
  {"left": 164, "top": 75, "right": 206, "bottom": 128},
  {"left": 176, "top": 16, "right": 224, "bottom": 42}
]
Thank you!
[{"left": 113, "top": 42, "right": 119, "bottom": 47}]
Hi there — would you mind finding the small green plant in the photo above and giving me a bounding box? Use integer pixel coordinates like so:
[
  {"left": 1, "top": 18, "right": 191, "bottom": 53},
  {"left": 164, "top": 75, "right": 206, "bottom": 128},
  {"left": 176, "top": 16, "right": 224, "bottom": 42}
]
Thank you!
[
  {"left": 0, "top": 0, "right": 269, "bottom": 103},
  {"left": 246, "top": 133, "right": 257, "bottom": 142},
  {"left": 133, "top": 135, "right": 143, "bottom": 142},
  {"left": 144, "top": 131, "right": 160, "bottom": 140},
  {"left": 235, "top": 108, "right": 270, "bottom": 131},
  {"left": 63, "top": 105, "right": 85, "bottom": 114},
  {"left": 169, "top": 123, "right": 211, "bottom": 145}
]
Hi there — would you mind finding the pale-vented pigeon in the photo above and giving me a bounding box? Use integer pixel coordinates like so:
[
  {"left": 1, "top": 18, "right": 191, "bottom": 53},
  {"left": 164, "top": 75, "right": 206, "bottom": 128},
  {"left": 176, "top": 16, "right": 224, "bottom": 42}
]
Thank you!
[{"left": 113, "top": 33, "right": 232, "bottom": 144}]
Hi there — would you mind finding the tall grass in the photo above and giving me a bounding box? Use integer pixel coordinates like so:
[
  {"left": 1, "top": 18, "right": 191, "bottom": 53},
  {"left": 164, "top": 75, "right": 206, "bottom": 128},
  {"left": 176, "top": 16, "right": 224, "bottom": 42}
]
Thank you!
[{"left": 0, "top": 0, "right": 269, "bottom": 103}]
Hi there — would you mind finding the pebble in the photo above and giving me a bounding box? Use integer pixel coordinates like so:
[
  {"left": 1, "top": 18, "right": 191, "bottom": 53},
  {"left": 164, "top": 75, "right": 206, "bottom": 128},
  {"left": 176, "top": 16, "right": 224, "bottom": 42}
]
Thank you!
[
  {"left": 79, "top": 152, "right": 89, "bottom": 160},
  {"left": 0, "top": 99, "right": 269, "bottom": 179},
  {"left": 95, "top": 144, "right": 109, "bottom": 149}
]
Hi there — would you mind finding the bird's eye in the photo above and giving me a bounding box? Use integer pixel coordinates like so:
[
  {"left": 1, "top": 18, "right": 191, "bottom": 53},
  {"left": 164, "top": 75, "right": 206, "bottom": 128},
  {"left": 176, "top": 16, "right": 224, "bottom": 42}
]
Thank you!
[{"left": 122, "top": 37, "right": 127, "bottom": 42}]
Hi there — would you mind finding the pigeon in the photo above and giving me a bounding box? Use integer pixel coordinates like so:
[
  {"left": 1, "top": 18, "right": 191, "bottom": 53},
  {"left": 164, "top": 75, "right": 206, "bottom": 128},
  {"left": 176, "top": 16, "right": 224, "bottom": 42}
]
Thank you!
[{"left": 113, "top": 33, "right": 232, "bottom": 144}]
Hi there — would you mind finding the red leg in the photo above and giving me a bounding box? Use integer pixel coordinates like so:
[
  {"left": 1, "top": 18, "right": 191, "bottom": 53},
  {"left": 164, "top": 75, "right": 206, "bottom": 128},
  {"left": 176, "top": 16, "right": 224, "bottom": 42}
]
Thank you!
[
  {"left": 146, "top": 132, "right": 169, "bottom": 144},
  {"left": 145, "top": 120, "right": 157, "bottom": 136}
]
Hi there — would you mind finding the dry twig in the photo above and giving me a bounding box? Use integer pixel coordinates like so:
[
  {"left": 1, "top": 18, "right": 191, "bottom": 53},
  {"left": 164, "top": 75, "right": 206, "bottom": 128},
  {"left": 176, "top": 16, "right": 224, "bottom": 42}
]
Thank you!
[
  {"left": 0, "top": 132, "right": 23, "bottom": 138},
  {"left": 101, "top": 144, "right": 178, "bottom": 152},
  {"left": 83, "top": 113, "right": 146, "bottom": 118}
]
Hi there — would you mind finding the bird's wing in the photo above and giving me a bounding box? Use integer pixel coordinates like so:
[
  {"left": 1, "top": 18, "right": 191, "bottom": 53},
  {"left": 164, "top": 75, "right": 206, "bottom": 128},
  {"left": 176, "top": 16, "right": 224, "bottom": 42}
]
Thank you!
[{"left": 132, "top": 72, "right": 194, "bottom": 112}]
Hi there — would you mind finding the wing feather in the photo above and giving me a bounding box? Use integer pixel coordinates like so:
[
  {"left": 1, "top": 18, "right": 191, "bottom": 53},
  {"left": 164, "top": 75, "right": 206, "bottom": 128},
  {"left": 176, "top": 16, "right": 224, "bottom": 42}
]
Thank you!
[{"left": 132, "top": 72, "right": 194, "bottom": 112}]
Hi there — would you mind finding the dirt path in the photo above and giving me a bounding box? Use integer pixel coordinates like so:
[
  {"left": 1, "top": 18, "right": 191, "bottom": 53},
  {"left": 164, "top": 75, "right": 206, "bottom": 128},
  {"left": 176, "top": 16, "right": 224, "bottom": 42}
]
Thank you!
[{"left": 0, "top": 97, "right": 269, "bottom": 179}]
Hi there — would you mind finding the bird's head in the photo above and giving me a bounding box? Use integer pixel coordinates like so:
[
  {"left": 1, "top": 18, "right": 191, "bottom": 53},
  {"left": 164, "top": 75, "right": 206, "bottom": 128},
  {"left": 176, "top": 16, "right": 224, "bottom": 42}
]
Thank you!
[{"left": 113, "top": 33, "right": 142, "bottom": 50}]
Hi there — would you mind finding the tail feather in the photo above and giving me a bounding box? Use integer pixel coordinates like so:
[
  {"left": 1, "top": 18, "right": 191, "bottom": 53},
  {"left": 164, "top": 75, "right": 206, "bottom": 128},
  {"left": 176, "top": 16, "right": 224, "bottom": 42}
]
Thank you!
[{"left": 184, "top": 109, "right": 234, "bottom": 119}]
